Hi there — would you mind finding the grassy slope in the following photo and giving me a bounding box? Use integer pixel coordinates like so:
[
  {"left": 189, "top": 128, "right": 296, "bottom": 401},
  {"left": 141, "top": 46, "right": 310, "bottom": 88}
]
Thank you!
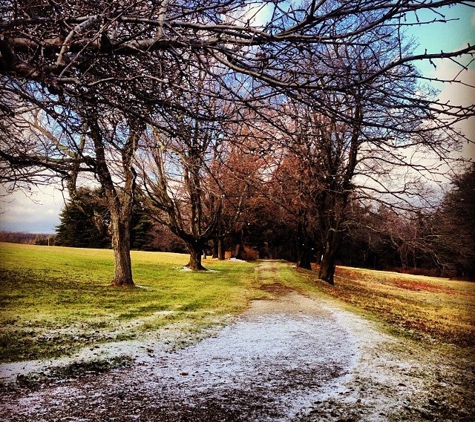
[
  {"left": 1, "top": 243, "right": 474, "bottom": 364},
  {"left": 284, "top": 264, "right": 475, "bottom": 348}
]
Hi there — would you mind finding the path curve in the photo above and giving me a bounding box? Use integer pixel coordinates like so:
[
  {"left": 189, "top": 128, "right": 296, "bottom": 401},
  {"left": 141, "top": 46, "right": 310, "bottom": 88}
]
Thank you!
[{"left": 1, "top": 261, "right": 474, "bottom": 421}]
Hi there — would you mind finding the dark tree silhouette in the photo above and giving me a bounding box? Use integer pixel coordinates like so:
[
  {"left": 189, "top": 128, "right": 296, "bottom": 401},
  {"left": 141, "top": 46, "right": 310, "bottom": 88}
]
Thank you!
[
  {"left": 55, "top": 188, "right": 110, "bottom": 248},
  {"left": 55, "top": 187, "right": 154, "bottom": 251},
  {"left": 432, "top": 164, "right": 475, "bottom": 279}
]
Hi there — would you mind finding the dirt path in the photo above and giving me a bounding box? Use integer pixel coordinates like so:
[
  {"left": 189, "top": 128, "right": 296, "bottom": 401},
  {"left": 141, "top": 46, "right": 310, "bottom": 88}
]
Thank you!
[{"left": 1, "top": 261, "right": 474, "bottom": 421}]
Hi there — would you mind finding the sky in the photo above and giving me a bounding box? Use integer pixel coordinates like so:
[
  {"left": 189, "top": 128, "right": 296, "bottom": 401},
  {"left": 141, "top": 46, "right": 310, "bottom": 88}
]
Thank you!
[
  {"left": 405, "top": 4, "right": 475, "bottom": 157},
  {"left": 1, "top": 3, "right": 474, "bottom": 234}
]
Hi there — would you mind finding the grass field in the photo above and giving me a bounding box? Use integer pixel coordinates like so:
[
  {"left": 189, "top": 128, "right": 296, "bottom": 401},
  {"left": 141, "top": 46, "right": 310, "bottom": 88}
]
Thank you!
[
  {"left": 1, "top": 242, "right": 474, "bottom": 363},
  {"left": 0, "top": 243, "right": 259, "bottom": 362},
  {"left": 290, "top": 265, "right": 475, "bottom": 348}
]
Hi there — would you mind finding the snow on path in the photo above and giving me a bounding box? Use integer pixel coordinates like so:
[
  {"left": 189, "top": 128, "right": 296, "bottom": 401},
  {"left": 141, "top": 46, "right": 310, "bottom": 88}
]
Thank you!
[
  {"left": 1, "top": 262, "right": 473, "bottom": 421},
  {"left": 1, "top": 291, "right": 362, "bottom": 421}
]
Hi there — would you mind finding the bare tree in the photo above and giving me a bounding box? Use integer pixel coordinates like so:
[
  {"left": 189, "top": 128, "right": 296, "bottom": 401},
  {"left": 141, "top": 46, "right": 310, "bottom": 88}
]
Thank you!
[
  {"left": 213, "top": 127, "right": 275, "bottom": 261},
  {"left": 273, "top": 155, "right": 322, "bottom": 269},
  {"left": 269, "top": 14, "right": 473, "bottom": 283},
  {"left": 139, "top": 60, "right": 228, "bottom": 270},
  {"left": 13, "top": 98, "right": 145, "bottom": 286},
  {"left": 3, "top": 2, "right": 472, "bottom": 90},
  {"left": 84, "top": 109, "right": 145, "bottom": 286},
  {"left": 1, "top": 1, "right": 474, "bottom": 286}
]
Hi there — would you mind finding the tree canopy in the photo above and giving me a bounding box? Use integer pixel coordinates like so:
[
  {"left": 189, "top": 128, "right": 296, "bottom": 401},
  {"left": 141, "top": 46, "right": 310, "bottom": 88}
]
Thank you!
[{"left": 1, "top": 1, "right": 474, "bottom": 285}]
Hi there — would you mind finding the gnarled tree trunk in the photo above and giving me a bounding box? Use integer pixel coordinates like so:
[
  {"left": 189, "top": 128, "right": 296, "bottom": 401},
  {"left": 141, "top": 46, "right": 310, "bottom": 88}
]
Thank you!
[{"left": 88, "top": 114, "right": 142, "bottom": 287}]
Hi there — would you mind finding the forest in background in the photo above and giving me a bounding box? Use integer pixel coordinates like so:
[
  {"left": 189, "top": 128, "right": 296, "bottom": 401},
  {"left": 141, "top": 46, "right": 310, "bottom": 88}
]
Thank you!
[{"left": 2, "top": 162, "right": 474, "bottom": 279}]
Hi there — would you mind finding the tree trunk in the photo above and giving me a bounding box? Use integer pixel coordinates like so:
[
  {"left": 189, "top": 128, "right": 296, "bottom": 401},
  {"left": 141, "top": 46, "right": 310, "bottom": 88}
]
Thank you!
[
  {"left": 297, "top": 213, "right": 314, "bottom": 270},
  {"left": 296, "top": 220, "right": 313, "bottom": 270},
  {"left": 229, "top": 230, "right": 244, "bottom": 259},
  {"left": 298, "top": 245, "right": 313, "bottom": 270},
  {"left": 218, "top": 237, "right": 226, "bottom": 260},
  {"left": 232, "top": 243, "right": 243, "bottom": 259},
  {"left": 186, "top": 242, "right": 207, "bottom": 270},
  {"left": 318, "top": 230, "right": 342, "bottom": 285},
  {"left": 212, "top": 237, "right": 226, "bottom": 260},
  {"left": 319, "top": 252, "right": 336, "bottom": 285},
  {"left": 110, "top": 211, "right": 134, "bottom": 287},
  {"left": 86, "top": 114, "right": 141, "bottom": 288}
]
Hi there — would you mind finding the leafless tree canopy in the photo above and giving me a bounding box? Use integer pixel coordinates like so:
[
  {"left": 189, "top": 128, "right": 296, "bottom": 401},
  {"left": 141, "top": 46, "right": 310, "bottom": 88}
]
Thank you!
[{"left": 1, "top": 1, "right": 474, "bottom": 284}]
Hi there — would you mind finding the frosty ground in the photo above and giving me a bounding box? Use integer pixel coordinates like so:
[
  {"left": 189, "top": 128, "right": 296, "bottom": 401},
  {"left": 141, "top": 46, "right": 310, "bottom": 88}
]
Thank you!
[{"left": 1, "top": 262, "right": 473, "bottom": 421}]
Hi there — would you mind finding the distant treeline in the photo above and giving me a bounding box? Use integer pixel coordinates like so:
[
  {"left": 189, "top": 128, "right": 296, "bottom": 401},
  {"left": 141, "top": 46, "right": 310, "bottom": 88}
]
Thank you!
[
  {"left": 2, "top": 159, "right": 474, "bottom": 281},
  {"left": 0, "top": 231, "right": 55, "bottom": 245}
]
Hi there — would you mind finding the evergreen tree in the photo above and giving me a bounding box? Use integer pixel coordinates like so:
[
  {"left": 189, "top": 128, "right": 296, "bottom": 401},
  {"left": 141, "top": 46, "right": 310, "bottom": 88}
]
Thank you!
[
  {"left": 130, "top": 212, "right": 153, "bottom": 250},
  {"left": 55, "top": 188, "right": 156, "bottom": 250},
  {"left": 55, "top": 188, "right": 110, "bottom": 248},
  {"left": 433, "top": 165, "right": 475, "bottom": 279}
]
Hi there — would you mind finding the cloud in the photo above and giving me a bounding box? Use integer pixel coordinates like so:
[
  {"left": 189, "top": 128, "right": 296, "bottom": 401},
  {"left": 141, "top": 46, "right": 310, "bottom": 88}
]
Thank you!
[
  {"left": 0, "top": 185, "right": 67, "bottom": 233},
  {"left": 434, "top": 43, "right": 475, "bottom": 158},
  {"left": 244, "top": 2, "right": 274, "bottom": 27}
]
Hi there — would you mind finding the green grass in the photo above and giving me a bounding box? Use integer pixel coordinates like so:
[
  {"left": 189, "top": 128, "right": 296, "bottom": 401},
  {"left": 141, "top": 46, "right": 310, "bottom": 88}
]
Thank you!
[{"left": 0, "top": 243, "right": 259, "bottom": 363}]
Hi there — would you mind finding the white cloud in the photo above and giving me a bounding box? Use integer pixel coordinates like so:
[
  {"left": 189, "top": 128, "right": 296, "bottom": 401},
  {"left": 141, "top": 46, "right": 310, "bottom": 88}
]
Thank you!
[
  {"left": 434, "top": 43, "right": 475, "bottom": 159},
  {"left": 224, "top": 1, "right": 274, "bottom": 27},
  {"left": 243, "top": 2, "right": 274, "bottom": 27},
  {"left": 0, "top": 185, "right": 67, "bottom": 233}
]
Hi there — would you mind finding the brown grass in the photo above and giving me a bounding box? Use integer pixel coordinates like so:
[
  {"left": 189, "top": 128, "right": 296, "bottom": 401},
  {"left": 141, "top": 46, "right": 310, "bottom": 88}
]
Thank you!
[{"left": 295, "top": 264, "right": 475, "bottom": 348}]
